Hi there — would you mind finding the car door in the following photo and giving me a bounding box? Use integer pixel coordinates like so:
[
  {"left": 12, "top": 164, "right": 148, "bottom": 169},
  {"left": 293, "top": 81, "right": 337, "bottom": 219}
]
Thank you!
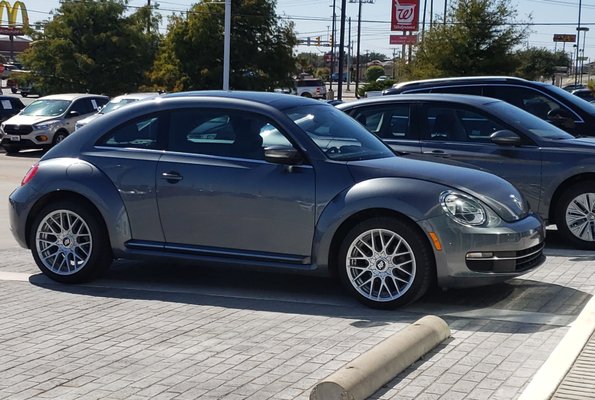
[
  {"left": 156, "top": 107, "right": 316, "bottom": 260},
  {"left": 418, "top": 102, "right": 543, "bottom": 211},
  {"left": 348, "top": 103, "right": 421, "bottom": 156}
]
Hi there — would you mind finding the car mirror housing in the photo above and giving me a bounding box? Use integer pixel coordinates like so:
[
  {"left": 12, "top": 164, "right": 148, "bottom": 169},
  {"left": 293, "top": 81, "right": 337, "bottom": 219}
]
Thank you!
[
  {"left": 67, "top": 110, "right": 80, "bottom": 118},
  {"left": 264, "top": 146, "right": 303, "bottom": 165},
  {"left": 490, "top": 130, "right": 522, "bottom": 146}
]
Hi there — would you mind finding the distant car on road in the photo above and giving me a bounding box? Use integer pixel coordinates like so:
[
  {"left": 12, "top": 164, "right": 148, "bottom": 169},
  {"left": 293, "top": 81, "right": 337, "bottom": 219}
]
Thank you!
[
  {"left": 0, "top": 93, "right": 108, "bottom": 153},
  {"left": 376, "top": 75, "right": 390, "bottom": 82},
  {"left": 383, "top": 76, "right": 595, "bottom": 137},
  {"left": 339, "top": 93, "right": 595, "bottom": 249},
  {"left": 8, "top": 91, "right": 544, "bottom": 308},
  {"left": 331, "top": 72, "right": 348, "bottom": 82},
  {"left": 295, "top": 78, "right": 327, "bottom": 99},
  {"left": 75, "top": 92, "right": 162, "bottom": 130}
]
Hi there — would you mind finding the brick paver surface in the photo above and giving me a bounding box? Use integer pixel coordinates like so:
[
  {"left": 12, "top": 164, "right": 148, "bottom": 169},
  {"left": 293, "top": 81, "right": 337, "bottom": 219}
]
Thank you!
[{"left": 0, "top": 241, "right": 593, "bottom": 399}]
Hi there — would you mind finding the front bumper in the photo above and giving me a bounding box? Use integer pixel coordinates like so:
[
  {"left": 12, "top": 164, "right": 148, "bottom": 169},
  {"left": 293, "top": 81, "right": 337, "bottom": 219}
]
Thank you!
[
  {"left": 1, "top": 127, "right": 56, "bottom": 150},
  {"left": 420, "top": 212, "right": 546, "bottom": 288}
]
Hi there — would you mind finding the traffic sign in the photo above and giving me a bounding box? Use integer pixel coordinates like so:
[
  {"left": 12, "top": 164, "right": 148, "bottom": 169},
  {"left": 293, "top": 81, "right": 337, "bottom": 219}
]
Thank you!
[{"left": 553, "top": 34, "right": 576, "bottom": 43}]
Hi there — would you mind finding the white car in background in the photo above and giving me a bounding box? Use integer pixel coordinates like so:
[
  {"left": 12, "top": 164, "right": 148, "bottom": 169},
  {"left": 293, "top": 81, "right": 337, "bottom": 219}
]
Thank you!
[{"left": 75, "top": 92, "right": 162, "bottom": 130}]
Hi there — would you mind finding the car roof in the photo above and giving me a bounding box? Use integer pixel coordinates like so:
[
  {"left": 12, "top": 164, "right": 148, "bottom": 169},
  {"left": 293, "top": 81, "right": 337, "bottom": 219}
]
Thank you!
[
  {"left": 111, "top": 92, "right": 162, "bottom": 101},
  {"left": 38, "top": 93, "right": 109, "bottom": 101},
  {"left": 392, "top": 76, "right": 531, "bottom": 90},
  {"left": 164, "top": 90, "right": 324, "bottom": 109},
  {"left": 337, "top": 93, "right": 504, "bottom": 110}
]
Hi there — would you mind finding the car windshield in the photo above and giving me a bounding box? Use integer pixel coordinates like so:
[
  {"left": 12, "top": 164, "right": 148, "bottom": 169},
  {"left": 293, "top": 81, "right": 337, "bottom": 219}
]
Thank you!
[
  {"left": 21, "top": 100, "right": 70, "bottom": 117},
  {"left": 284, "top": 104, "right": 394, "bottom": 161},
  {"left": 100, "top": 98, "right": 139, "bottom": 114},
  {"left": 544, "top": 83, "right": 595, "bottom": 116},
  {"left": 488, "top": 100, "right": 574, "bottom": 139}
]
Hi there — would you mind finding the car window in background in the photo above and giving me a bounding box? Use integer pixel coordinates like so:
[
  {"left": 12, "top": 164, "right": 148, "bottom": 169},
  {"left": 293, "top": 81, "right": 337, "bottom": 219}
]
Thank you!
[
  {"left": 285, "top": 104, "right": 393, "bottom": 161},
  {"left": 485, "top": 86, "right": 573, "bottom": 120},
  {"left": 97, "top": 115, "right": 160, "bottom": 149},
  {"left": 487, "top": 101, "right": 575, "bottom": 140},
  {"left": 70, "top": 99, "right": 97, "bottom": 115},
  {"left": 21, "top": 100, "right": 71, "bottom": 116},
  {"left": 424, "top": 105, "right": 506, "bottom": 142},
  {"left": 547, "top": 84, "right": 595, "bottom": 116},
  {"left": 351, "top": 104, "right": 412, "bottom": 139},
  {"left": 430, "top": 86, "right": 483, "bottom": 95},
  {"left": 101, "top": 99, "right": 141, "bottom": 114}
]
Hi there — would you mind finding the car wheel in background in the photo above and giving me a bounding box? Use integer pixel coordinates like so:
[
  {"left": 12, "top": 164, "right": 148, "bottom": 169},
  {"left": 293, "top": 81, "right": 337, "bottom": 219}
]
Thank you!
[
  {"left": 338, "top": 217, "right": 434, "bottom": 309},
  {"left": 52, "top": 131, "right": 68, "bottom": 147},
  {"left": 556, "top": 182, "right": 595, "bottom": 250},
  {"left": 30, "top": 200, "right": 112, "bottom": 283},
  {"left": 2, "top": 145, "right": 18, "bottom": 154},
  {"left": 301, "top": 92, "right": 312, "bottom": 98}
]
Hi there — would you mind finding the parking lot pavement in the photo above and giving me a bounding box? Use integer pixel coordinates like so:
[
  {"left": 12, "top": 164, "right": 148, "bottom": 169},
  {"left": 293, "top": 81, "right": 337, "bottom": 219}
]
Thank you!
[{"left": 0, "top": 231, "right": 593, "bottom": 400}]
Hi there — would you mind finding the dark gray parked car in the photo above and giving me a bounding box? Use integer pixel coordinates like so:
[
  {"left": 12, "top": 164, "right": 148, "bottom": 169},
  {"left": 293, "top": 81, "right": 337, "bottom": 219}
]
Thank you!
[
  {"left": 9, "top": 92, "right": 545, "bottom": 308},
  {"left": 382, "top": 76, "right": 595, "bottom": 137},
  {"left": 339, "top": 93, "right": 595, "bottom": 249}
]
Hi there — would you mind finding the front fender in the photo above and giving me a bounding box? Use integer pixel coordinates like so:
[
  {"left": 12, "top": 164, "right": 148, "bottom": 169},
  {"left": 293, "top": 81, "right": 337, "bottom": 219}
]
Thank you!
[
  {"left": 311, "top": 177, "right": 447, "bottom": 271},
  {"left": 21, "top": 158, "right": 130, "bottom": 256}
]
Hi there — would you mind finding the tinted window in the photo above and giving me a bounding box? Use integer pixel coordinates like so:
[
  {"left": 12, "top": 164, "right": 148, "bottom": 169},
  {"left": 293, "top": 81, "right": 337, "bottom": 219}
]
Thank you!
[
  {"left": 70, "top": 99, "right": 96, "bottom": 115},
  {"left": 351, "top": 104, "right": 412, "bottom": 139},
  {"left": 424, "top": 105, "right": 506, "bottom": 142},
  {"left": 167, "top": 109, "right": 292, "bottom": 160},
  {"left": 485, "top": 86, "right": 573, "bottom": 121},
  {"left": 296, "top": 80, "right": 324, "bottom": 87},
  {"left": 97, "top": 115, "right": 160, "bottom": 149}
]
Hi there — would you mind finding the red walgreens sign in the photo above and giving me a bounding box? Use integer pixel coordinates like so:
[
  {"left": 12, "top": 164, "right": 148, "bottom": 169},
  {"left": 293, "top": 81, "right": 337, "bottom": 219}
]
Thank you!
[
  {"left": 391, "top": 0, "right": 419, "bottom": 31},
  {"left": 390, "top": 34, "right": 418, "bottom": 45}
]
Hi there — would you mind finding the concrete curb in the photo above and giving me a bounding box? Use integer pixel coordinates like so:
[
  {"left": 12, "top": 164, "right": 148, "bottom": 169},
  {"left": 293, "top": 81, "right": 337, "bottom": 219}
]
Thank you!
[
  {"left": 519, "top": 294, "right": 595, "bottom": 400},
  {"left": 310, "top": 315, "right": 450, "bottom": 400}
]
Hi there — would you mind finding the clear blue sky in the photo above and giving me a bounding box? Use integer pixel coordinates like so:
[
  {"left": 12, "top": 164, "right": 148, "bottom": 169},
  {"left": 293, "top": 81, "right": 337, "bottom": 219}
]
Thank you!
[{"left": 14, "top": 0, "right": 595, "bottom": 62}]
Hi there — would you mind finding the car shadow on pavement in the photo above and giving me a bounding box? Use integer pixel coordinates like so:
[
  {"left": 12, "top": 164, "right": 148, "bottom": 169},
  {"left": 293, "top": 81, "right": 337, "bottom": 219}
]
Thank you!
[
  {"left": 2, "top": 149, "right": 45, "bottom": 158},
  {"left": 27, "top": 258, "right": 590, "bottom": 335}
]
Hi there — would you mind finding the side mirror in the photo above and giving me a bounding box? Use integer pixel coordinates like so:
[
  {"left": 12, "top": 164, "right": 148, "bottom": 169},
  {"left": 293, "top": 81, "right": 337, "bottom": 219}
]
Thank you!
[
  {"left": 547, "top": 109, "right": 576, "bottom": 129},
  {"left": 67, "top": 110, "right": 80, "bottom": 118},
  {"left": 490, "top": 130, "right": 522, "bottom": 146},
  {"left": 264, "top": 146, "right": 304, "bottom": 165}
]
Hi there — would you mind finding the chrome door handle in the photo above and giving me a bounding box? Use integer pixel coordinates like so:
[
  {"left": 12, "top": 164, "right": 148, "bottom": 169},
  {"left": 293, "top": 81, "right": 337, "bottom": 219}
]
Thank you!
[{"left": 161, "top": 171, "right": 183, "bottom": 183}]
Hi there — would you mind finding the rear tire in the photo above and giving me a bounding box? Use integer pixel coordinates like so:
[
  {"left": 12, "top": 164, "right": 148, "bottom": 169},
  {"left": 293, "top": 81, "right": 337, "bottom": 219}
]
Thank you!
[
  {"left": 338, "top": 217, "right": 434, "bottom": 309},
  {"left": 29, "top": 200, "right": 112, "bottom": 283},
  {"left": 301, "top": 92, "right": 312, "bottom": 98},
  {"left": 556, "top": 182, "right": 595, "bottom": 249}
]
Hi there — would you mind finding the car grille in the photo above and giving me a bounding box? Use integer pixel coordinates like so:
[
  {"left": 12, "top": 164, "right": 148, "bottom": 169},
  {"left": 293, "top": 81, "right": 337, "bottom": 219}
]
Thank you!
[
  {"left": 466, "top": 243, "right": 545, "bottom": 273},
  {"left": 3, "top": 125, "right": 32, "bottom": 135}
]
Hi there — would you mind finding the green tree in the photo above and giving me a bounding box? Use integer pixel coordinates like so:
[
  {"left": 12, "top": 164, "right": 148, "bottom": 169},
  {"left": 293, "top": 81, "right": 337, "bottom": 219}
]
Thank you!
[
  {"left": 513, "top": 48, "right": 571, "bottom": 80},
  {"left": 411, "top": 0, "right": 529, "bottom": 78},
  {"left": 148, "top": 0, "right": 297, "bottom": 91},
  {"left": 365, "top": 65, "right": 385, "bottom": 82},
  {"left": 20, "top": 0, "right": 160, "bottom": 96}
]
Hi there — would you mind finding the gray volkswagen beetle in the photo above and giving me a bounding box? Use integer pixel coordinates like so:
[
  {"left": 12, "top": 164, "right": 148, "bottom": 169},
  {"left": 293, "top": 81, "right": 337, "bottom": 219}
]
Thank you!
[{"left": 8, "top": 91, "right": 545, "bottom": 308}]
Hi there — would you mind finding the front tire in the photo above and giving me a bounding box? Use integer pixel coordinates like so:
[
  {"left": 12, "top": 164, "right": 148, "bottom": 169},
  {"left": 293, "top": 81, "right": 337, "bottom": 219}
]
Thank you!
[
  {"left": 30, "top": 200, "right": 112, "bottom": 283},
  {"left": 52, "top": 130, "right": 68, "bottom": 147},
  {"left": 556, "top": 182, "right": 595, "bottom": 249},
  {"left": 338, "top": 217, "right": 434, "bottom": 309}
]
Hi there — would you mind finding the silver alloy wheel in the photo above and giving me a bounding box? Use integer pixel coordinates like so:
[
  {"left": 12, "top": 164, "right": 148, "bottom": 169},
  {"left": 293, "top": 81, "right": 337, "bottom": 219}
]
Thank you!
[
  {"left": 566, "top": 193, "right": 595, "bottom": 242},
  {"left": 345, "top": 228, "right": 416, "bottom": 302},
  {"left": 35, "top": 209, "right": 93, "bottom": 275}
]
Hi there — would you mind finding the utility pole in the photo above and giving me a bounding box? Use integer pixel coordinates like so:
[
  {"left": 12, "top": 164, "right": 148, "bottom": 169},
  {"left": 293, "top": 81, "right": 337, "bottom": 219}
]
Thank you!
[
  {"left": 347, "top": 17, "right": 351, "bottom": 92},
  {"left": 575, "top": 0, "right": 582, "bottom": 87},
  {"left": 147, "top": 0, "right": 151, "bottom": 34},
  {"left": 337, "top": 0, "right": 347, "bottom": 100},
  {"left": 330, "top": 0, "right": 336, "bottom": 94},
  {"left": 355, "top": 0, "right": 362, "bottom": 97}
]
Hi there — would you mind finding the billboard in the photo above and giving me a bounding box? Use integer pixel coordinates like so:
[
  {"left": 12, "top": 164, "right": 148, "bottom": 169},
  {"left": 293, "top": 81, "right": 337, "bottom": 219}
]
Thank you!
[
  {"left": 553, "top": 34, "right": 576, "bottom": 43},
  {"left": 390, "top": 34, "right": 418, "bottom": 45},
  {"left": 391, "top": 0, "right": 419, "bottom": 31},
  {"left": 0, "top": 1, "right": 29, "bottom": 35}
]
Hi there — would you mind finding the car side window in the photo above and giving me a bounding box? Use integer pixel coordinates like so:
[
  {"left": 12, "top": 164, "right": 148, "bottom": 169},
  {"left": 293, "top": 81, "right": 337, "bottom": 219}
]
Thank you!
[
  {"left": 97, "top": 115, "right": 160, "bottom": 149},
  {"left": 485, "top": 86, "right": 573, "bottom": 121},
  {"left": 424, "top": 105, "right": 506, "bottom": 142},
  {"left": 351, "top": 105, "right": 411, "bottom": 139},
  {"left": 70, "top": 99, "right": 96, "bottom": 116},
  {"left": 167, "top": 109, "right": 293, "bottom": 160}
]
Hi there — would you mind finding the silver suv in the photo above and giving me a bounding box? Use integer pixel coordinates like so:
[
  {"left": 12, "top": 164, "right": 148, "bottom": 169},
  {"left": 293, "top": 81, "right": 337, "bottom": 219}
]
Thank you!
[
  {"left": 295, "top": 78, "right": 327, "bottom": 99},
  {"left": 0, "top": 93, "right": 108, "bottom": 154}
]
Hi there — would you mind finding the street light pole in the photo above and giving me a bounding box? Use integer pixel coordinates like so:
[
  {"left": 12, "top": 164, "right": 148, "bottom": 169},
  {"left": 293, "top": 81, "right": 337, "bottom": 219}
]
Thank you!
[
  {"left": 330, "top": 0, "right": 336, "bottom": 94},
  {"left": 223, "top": 0, "right": 231, "bottom": 91},
  {"left": 574, "top": 0, "right": 582, "bottom": 87},
  {"left": 337, "top": 0, "right": 347, "bottom": 100}
]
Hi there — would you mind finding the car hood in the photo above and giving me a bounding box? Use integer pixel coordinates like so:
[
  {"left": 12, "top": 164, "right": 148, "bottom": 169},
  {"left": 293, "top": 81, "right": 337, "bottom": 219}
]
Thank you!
[
  {"left": 347, "top": 157, "right": 529, "bottom": 222},
  {"left": 77, "top": 114, "right": 100, "bottom": 126},
  {"left": 548, "top": 136, "right": 595, "bottom": 150},
  {"left": 3, "top": 114, "right": 60, "bottom": 126}
]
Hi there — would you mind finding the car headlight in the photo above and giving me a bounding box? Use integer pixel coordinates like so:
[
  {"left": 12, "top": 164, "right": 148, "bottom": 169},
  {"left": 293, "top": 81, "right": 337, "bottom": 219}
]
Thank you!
[
  {"left": 33, "top": 120, "right": 60, "bottom": 130},
  {"left": 440, "top": 191, "right": 487, "bottom": 226}
]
